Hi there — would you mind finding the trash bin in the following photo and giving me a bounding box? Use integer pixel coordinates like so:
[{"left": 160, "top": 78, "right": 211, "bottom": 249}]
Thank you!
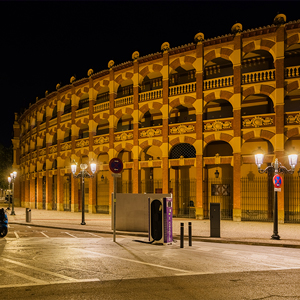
[{"left": 26, "top": 208, "right": 31, "bottom": 223}]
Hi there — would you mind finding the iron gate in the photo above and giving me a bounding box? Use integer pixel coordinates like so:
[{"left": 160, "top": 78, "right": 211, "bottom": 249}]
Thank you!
[
  {"left": 140, "top": 179, "right": 163, "bottom": 194},
  {"left": 284, "top": 176, "right": 300, "bottom": 223},
  {"left": 241, "top": 176, "right": 273, "bottom": 222},
  {"left": 170, "top": 179, "right": 196, "bottom": 218},
  {"left": 203, "top": 177, "right": 233, "bottom": 220},
  {"left": 52, "top": 175, "right": 57, "bottom": 210},
  {"left": 63, "top": 175, "right": 71, "bottom": 211},
  {"left": 117, "top": 179, "right": 133, "bottom": 193},
  {"left": 42, "top": 176, "right": 46, "bottom": 209},
  {"left": 96, "top": 177, "right": 110, "bottom": 214}
]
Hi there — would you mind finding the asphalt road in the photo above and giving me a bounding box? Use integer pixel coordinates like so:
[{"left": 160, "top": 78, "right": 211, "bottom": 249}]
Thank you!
[{"left": 1, "top": 225, "right": 300, "bottom": 299}]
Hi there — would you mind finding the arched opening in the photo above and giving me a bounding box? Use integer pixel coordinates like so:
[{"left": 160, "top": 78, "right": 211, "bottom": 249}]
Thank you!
[
  {"left": 169, "top": 65, "right": 196, "bottom": 86},
  {"left": 139, "top": 110, "right": 162, "bottom": 128},
  {"left": 96, "top": 120, "right": 109, "bottom": 135},
  {"left": 117, "top": 79, "right": 133, "bottom": 99},
  {"left": 116, "top": 114, "right": 133, "bottom": 132},
  {"left": 203, "top": 99, "right": 233, "bottom": 120},
  {"left": 117, "top": 150, "right": 133, "bottom": 193},
  {"left": 285, "top": 89, "right": 300, "bottom": 113},
  {"left": 169, "top": 105, "right": 196, "bottom": 124},
  {"left": 140, "top": 72, "right": 162, "bottom": 92},
  {"left": 204, "top": 57, "right": 233, "bottom": 80},
  {"left": 64, "top": 99, "right": 71, "bottom": 114},
  {"left": 285, "top": 44, "right": 300, "bottom": 68},
  {"left": 241, "top": 138, "right": 274, "bottom": 221},
  {"left": 64, "top": 129, "right": 71, "bottom": 142},
  {"left": 96, "top": 87, "right": 109, "bottom": 104},
  {"left": 78, "top": 94, "right": 89, "bottom": 109},
  {"left": 242, "top": 94, "right": 274, "bottom": 116},
  {"left": 52, "top": 132, "right": 57, "bottom": 145},
  {"left": 242, "top": 50, "right": 274, "bottom": 73},
  {"left": 78, "top": 124, "right": 89, "bottom": 139},
  {"left": 51, "top": 105, "right": 57, "bottom": 119},
  {"left": 203, "top": 141, "right": 233, "bottom": 220}
]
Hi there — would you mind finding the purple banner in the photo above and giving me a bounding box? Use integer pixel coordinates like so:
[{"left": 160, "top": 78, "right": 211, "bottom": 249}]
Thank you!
[{"left": 164, "top": 197, "right": 173, "bottom": 244}]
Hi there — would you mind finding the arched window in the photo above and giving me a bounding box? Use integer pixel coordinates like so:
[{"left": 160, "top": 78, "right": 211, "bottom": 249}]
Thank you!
[
  {"left": 52, "top": 159, "right": 57, "bottom": 169},
  {"left": 79, "top": 124, "right": 89, "bottom": 139},
  {"left": 51, "top": 105, "right": 57, "bottom": 119},
  {"left": 52, "top": 133, "right": 57, "bottom": 145}
]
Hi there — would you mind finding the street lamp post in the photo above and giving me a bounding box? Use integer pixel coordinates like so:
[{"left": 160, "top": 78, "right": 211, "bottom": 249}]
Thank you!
[
  {"left": 71, "top": 160, "right": 96, "bottom": 225},
  {"left": 7, "top": 176, "right": 11, "bottom": 210},
  {"left": 10, "top": 171, "right": 17, "bottom": 216},
  {"left": 254, "top": 148, "right": 298, "bottom": 240}
]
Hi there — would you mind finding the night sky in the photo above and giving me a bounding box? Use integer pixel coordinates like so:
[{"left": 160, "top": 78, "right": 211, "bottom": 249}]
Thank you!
[{"left": 0, "top": 0, "right": 298, "bottom": 147}]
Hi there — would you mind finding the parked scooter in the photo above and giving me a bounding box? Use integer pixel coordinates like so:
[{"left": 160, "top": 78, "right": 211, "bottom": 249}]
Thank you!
[{"left": 0, "top": 208, "right": 8, "bottom": 238}]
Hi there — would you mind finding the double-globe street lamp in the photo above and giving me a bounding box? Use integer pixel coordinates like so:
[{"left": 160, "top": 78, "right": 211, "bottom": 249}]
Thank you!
[
  {"left": 254, "top": 148, "right": 298, "bottom": 240},
  {"left": 71, "top": 160, "right": 97, "bottom": 225},
  {"left": 9, "top": 171, "right": 17, "bottom": 216}
]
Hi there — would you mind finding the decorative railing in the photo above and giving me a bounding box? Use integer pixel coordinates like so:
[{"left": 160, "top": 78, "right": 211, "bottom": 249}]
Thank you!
[
  {"left": 49, "top": 145, "right": 57, "bottom": 154},
  {"left": 169, "top": 123, "right": 196, "bottom": 135},
  {"left": 76, "top": 107, "right": 90, "bottom": 118},
  {"left": 285, "top": 65, "right": 300, "bottom": 78},
  {"left": 94, "top": 135, "right": 109, "bottom": 145},
  {"left": 31, "top": 127, "right": 37, "bottom": 135},
  {"left": 60, "top": 141, "right": 72, "bottom": 151},
  {"left": 49, "top": 118, "right": 57, "bottom": 127},
  {"left": 139, "top": 89, "right": 163, "bottom": 102},
  {"left": 203, "top": 76, "right": 233, "bottom": 90},
  {"left": 139, "top": 126, "right": 162, "bottom": 138},
  {"left": 203, "top": 118, "right": 233, "bottom": 131},
  {"left": 115, "top": 96, "right": 133, "bottom": 107},
  {"left": 114, "top": 130, "right": 134, "bottom": 141},
  {"left": 169, "top": 82, "right": 196, "bottom": 96},
  {"left": 242, "top": 69, "right": 275, "bottom": 84},
  {"left": 285, "top": 112, "right": 300, "bottom": 125},
  {"left": 61, "top": 112, "right": 71, "bottom": 122},
  {"left": 94, "top": 102, "right": 109, "bottom": 113},
  {"left": 242, "top": 114, "right": 275, "bottom": 128},
  {"left": 75, "top": 138, "right": 89, "bottom": 148}
]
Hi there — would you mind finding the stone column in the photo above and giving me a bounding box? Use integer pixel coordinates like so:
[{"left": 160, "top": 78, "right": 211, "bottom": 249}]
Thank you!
[{"left": 57, "top": 168, "right": 64, "bottom": 211}]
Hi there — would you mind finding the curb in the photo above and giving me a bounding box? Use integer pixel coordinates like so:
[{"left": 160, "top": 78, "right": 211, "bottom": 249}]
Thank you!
[{"left": 10, "top": 222, "right": 300, "bottom": 249}]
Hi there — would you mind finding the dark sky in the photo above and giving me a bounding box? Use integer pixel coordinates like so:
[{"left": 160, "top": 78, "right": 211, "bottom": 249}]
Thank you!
[{"left": 0, "top": 0, "right": 298, "bottom": 147}]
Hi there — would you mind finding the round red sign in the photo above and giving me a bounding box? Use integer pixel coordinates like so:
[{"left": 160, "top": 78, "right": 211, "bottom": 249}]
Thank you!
[
  {"left": 273, "top": 174, "right": 283, "bottom": 188},
  {"left": 109, "top": 158, "right": 123, "bottom": 174}
]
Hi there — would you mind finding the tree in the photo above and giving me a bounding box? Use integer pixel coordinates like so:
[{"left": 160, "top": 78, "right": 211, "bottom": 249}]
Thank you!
[{"left": 0, "top": 144, "right": 13, "bottom": 190}]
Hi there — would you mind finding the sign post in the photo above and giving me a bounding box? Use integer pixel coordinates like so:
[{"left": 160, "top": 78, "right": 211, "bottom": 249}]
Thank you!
[
  {"left": 272, "top": 174, "right": 283, "bottom": 240},
  {"left": 109, "top": 158, "right": 123, "bottom": 242}
]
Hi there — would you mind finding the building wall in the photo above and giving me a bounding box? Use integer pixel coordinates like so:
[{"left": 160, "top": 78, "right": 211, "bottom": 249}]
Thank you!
[{"left": 13, "top": 15, "right": 300, "bottom": 222}]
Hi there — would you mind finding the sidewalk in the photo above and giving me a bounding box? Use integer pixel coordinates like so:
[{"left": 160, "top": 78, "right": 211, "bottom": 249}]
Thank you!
[{"left": 4, "top": 205, "right": 300, "bottom": 248}]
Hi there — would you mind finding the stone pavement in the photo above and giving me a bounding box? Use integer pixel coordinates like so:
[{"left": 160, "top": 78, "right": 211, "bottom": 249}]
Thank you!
[{"left": 4, "top": 205, "right": 300, "bottom": 248}]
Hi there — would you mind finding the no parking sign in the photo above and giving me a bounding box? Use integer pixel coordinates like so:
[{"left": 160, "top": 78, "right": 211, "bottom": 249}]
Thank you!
[{"left": 273, "top": 174, "right": 283, "bottom": 190}]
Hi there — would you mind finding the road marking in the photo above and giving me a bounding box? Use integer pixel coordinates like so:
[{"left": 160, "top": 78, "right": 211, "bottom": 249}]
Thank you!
[
  {"left": 14, "top": 231, "right": 19, "bottom": 239},
  {"left": 0, "top": 278, "right": 100, "bottom": 289},
  {"left": 87, "top": 233, "right": 102, "bottom": 238},
  {"left": 198, "top": 247, "right": 212, "bottom": 251},
  {"left": 75, "top": 249, "right": 191, "bottom": 273},
  {"left": 0, "top": 266, "right": 47, "bottom": 284},
  {"left": 27, "top": 226, "right": 31, "bottom": 228},
  {"left": 64, "top": 232, "right": 78, "bottom": 238},
  {"left": 40, "top": 232, "right": 50, "bottom": 238},
  {"left": 2, "top": 258, "right": 80, "bottom": 281}
]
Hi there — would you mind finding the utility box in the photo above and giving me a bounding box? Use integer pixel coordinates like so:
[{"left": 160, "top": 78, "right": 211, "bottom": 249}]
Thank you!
[
  {"left": 149, "top": 197, "right": 173, "bottom": 244},
  {"left": 210, "top": 203, "right": 220, "bottom": 238}
]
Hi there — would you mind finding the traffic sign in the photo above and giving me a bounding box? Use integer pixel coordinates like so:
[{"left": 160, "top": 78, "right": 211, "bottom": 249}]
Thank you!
[
  {"left": 273, "top": 174, "right": 283, "bottom": 188},
  {"left": 109, "top": 158, "right": 123, "bottom": 174}
]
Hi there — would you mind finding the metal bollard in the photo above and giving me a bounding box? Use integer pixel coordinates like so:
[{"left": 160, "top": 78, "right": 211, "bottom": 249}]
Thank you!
[
  {"left": 188, "top": 222, "right": 192, "bottom": 246},
  {"left": 180, "top": 223, "right": 184, "bottom": 248},
  {"left": 26, "top": 208, "right": 31, "bottom": 223}
]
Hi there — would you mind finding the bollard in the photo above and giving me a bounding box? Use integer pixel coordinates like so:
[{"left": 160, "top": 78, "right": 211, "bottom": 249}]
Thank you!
[
  {"left": 180, "top": 223, "right": 184, "bottom": 248},
  {"left": 26, "top": 208, "right": 31, "bottom": 223},
  {"left": 188, "top": 222, "right": 192, "bottom": 246}
]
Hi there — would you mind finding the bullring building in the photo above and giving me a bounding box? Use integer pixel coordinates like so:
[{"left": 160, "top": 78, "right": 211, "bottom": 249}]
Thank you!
[{"left": 12, "top": 14, "right": 300, "bottom": 223}]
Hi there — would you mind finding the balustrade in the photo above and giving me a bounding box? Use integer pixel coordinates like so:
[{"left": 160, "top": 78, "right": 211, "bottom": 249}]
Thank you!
[
  {"left": 139, "top": 89, "right": 162, "bottom": 102},
  {"left": 285, "top": 66, "right": 300, "bottom": 78},
  {"left": 203, "top": 76, "right": 233, "bottom": 90},
  {"left": 61, "top": 112, "right": 71, "bottom": 122},
  {"left": 76, "top": 107, "right": 90, "bottom": 118},
  {"left": 115, "top": 95, "right": 133, "bottom": 107},
  {"left": 242, "top": 70, "right": 275, "bottom": 84},
  {"left": 169, "top": 82, "right": 196, "bottom": 96},
  {"left": 94, "top": 102, "right": 109, "bottom": 113}
]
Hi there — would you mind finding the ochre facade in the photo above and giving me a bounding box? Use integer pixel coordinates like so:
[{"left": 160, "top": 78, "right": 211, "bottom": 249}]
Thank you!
[{"left": 13, "top": 14, "right": 300, "bottom": 223}]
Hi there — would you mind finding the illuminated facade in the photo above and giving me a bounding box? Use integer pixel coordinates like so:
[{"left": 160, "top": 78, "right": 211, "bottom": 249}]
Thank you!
[{"left": 13, "top": 14, "right": 300, "bottom": 222}]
